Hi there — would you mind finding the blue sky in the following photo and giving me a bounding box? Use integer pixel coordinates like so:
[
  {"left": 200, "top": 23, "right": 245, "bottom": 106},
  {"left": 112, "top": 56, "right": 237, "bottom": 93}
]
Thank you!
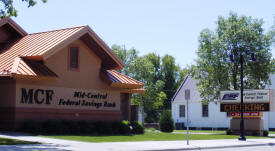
[{"left": 11, "top": 0, "right": 275, "bottom": 68}]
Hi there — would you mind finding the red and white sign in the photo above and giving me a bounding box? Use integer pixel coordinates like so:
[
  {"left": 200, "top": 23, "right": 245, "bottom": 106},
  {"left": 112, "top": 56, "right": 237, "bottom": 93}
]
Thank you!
[{"left": 230, "top": 112, "right": 261, "bottom": 118}]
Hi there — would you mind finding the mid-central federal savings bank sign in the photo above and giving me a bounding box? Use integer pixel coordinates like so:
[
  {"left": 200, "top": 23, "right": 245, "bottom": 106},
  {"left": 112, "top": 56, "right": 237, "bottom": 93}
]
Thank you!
[
  {"left": 16, "top": 85, "right": 120, "bottom": 111},
  {"left": 220, "top": 89, "right": 274, "bottom": 112}
]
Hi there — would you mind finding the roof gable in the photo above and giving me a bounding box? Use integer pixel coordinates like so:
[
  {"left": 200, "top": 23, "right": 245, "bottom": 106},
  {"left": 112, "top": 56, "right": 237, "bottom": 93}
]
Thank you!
[
  {"left": 0, "top": 18, "right": 125, "bottom": 75},
  {"left": 0, "top": 17, "right": 27, "bottom": 36},
  {"left": 172, "top": 75, "right": 189, "bottom": 102}
]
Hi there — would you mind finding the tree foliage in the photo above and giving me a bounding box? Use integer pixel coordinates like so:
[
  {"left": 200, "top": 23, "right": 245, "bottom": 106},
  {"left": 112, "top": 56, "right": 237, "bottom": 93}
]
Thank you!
[
  {"left": 0, "top": 0, "right": 46, "bottom": 18},
  {"left": 160, "top": 54, "right": 180, "bottom": 109},
  {"left": 159, "top": 110, "right": 174, "bottom": 132},
  {"left": 194, "top": 13, "right": 274, "bottom": 103},
  {"left": 269, "top": 18, "right": 275, "bottom": 47},
  {"left": 112, "top": 45, "right": 185, "bottom": 122}
]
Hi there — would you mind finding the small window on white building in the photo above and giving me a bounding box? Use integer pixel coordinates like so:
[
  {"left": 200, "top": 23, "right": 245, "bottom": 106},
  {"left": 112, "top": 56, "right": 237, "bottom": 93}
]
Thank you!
[
  {"left": 202, "top": 104, "right": 208, "bottom": 117},
  {"left": 179, "top": 105, "right": 185, "bottom": 117}
]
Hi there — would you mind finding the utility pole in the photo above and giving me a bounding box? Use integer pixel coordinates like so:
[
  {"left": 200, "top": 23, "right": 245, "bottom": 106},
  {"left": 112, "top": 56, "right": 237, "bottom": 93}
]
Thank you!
[{"left": 185, "top": 89, "right": 190, "bottom": 145}]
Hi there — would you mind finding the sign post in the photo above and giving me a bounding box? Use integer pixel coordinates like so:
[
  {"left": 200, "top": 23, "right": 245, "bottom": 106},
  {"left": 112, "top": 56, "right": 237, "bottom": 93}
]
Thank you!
[{"left": 185, "top": 89, "right": 190, "bottom": 145}]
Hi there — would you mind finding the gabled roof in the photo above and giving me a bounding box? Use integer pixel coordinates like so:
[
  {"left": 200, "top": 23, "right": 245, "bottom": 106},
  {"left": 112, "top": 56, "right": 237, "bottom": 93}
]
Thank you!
[
  {"left": 0, "top": 26, "right": 86, "bottom": 73},
  {"left": 11, "top": 57, "right": 58, "bottom": 79},
  {"left": 0, "top": 17, "right": 27, "bottom": 36},
  {"left": 0, "top": 18, "right": 125, "bottom": 76},
  {"left": 171, "top": 75, "right": 189, "bottom": 102},
  {"left": 0, "top": 18, "right": 145, "bottom": 93}
]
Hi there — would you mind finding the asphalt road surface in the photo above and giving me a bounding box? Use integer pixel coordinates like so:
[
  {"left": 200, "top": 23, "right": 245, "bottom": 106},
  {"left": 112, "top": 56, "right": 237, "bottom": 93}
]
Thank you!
[{"left": 192, "top": 145, "right": 275, "bottom": 151}]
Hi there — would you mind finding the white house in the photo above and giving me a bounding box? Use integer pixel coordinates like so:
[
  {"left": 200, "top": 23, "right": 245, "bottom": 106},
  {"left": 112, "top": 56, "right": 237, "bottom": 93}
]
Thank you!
[{"left": 171, "top": 75, "right": 275, "bottom": 130}]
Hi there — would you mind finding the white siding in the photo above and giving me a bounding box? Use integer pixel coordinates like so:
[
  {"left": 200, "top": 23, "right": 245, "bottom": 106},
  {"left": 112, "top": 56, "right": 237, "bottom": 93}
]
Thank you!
[
  {"left": 172, "top": 75, "right": 275, "bottom": 129},
  {"left": 173, "top": 101, "right": 230, "bottom": 128},
  {"left": 172, "top": 76, "right": 230, "bottom": 128}
]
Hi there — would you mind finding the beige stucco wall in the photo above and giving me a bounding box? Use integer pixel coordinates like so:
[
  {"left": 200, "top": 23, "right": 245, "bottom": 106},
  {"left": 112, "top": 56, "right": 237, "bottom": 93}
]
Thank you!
[{"left": 44, "top": 39, "right": 111, "bottom": 89}]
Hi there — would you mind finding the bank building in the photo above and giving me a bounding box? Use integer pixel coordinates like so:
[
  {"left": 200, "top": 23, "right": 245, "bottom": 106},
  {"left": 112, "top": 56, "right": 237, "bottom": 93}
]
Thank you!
[{"left": 0, "top": 18, "right": 145, "bottom": 130}]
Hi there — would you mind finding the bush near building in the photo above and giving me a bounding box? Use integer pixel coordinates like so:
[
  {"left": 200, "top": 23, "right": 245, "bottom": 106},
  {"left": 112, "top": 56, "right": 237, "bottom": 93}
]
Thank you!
[
  {"left": 159, "top": 110, "right": 174, "bottom": 132},
  {"left": 18, "top": 120, "right": 144, "bottom": 135},
  {"left": 130, "top": 121, "right": 144, "bottom": 134}
]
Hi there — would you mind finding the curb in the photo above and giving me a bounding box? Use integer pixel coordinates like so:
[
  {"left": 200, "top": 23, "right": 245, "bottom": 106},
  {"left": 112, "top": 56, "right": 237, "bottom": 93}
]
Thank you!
[{"left": 143, "top": 143, "right": 275, "bottom": 151}]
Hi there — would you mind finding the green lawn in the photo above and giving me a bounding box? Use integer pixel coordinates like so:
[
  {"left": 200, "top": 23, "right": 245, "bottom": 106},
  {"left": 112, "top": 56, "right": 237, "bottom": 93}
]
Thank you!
[
  {"left": 269, "top": 131, "right": 275, "bottom": 134},
  {"left": 173, "top": 130, "right": 225, "bottom": 134},
  {"left": 43, "top": 131, "right": 264, "bottom": 143},
  {"left": 0, "top": 137, "right": 39, "bottom": 145}
]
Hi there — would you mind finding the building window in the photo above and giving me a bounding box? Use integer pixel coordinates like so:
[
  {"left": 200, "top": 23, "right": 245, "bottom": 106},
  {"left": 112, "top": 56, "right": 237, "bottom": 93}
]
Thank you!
[
  {"left": 179, "top": 105, "right": 185, "bottom": 117},
  {"left": 202, "top": 104, "right": 208, "bottom": 117},
  {"left": 69, "top": 46, "right": 79, "bottom": 70}
]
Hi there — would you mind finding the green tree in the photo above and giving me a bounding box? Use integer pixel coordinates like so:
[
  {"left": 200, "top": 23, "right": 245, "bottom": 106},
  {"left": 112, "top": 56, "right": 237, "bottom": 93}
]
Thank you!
[
  {"left": 159, "top": 110, "right": 174, "bottom": 132},
  {"left": 128, "top": 56, "right": 167, "bottom": 122},
  {"left": 112, "top": 46, "right": 167, "bottom": 122},
  {"left": 0, "top": 0, "right": 46, "bottom": 18},
  {"left": 111, "top": 45, "right": 138, "bottom": 76},
  {"left": 160, "top": 55, "right": 180, "bottom": 109},
  {"left": 269, "top": 18, "right": 275, "bottom": 47},
  {"left": 112, "top": 45, "right": 188, "bottom": 122},
  {"left": 195, "top": 13, "right": 274, "bottom": 103}
]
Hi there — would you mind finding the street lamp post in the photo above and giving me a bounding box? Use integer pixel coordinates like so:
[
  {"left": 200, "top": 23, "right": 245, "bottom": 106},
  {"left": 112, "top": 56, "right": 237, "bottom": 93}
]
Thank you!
[
  {"left": 239, "top": 54, "right": 246, "bottom": 141},
  {"left": 230, "top": 52, "right": 255, "bottom": 141}
]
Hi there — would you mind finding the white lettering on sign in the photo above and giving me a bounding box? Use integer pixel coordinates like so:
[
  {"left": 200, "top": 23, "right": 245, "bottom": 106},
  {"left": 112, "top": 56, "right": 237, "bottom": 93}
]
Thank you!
[
  {"left": 230, "top": 112, "right": 260, "bottom": 117},
  {"left": 220, "top": 89, "right": 270, "bottom": 103}
]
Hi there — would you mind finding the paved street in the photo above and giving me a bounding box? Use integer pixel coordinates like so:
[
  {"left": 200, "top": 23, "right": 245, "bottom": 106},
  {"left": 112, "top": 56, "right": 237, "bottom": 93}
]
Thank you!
[
  {"left": 0, "top": 132, "right": 275, "bottom": 151},
  {"left": 207, "top": 145, "right": 275, "bottom": 151}
]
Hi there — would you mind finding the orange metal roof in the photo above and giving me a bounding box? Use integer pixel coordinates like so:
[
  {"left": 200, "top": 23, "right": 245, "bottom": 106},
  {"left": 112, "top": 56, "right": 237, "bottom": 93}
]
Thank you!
[
  {"left": 0, "top": 17, "right": 28, "bottom": 36},
  {"left": 103, "top": 70, "right": 144, "bottom": 89},
  {"left": 0, "top": 18, "right": 144, "bottom": 92},
  {"left": 11, "top": 57, "right": 58, "bottom": 77},
  {"left": 0, "top": 26, "right": 85, "bottom": 74}
]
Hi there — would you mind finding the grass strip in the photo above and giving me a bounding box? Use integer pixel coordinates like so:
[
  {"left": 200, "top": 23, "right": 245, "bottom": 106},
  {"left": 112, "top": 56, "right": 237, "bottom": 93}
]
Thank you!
[
  {"left": 43, "top": 132, "right": 265, "bottom": 143},
  {"left": 173, "top": 130, "right": 225, "bottom": 134},
  {"left": 0, "top": 137, "right": 40, "bottom": 145}
]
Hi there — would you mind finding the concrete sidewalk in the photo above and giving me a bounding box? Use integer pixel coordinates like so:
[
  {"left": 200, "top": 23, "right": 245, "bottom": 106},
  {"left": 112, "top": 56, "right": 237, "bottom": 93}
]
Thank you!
[{"left": 0, "top": 132, "right": 274, "bottom": 151}]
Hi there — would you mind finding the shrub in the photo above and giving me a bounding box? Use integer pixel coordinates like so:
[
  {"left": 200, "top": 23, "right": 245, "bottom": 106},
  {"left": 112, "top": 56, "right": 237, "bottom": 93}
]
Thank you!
[
  {"left": 77, "top": 121, "right": 94, "bottom": 134},
  {"left": 18, "top": 120, "right": 138, "bottom": 135},
  {"left": 263, "top": 130, "right": 269, "bottom": 137},
  {"left": 59, "top": 120, "right": 77, "bottom": 134},
  {"left": 159, "top": 110, "right": 174, "bottom": 132},
  {"left": 226, "top": 129, "right": 232, "bottom": 135},
  {"left": 41, "top": 120, "right": 58, "bottom": 134},
  {"left": 93, "top": 121, "right": 112, "bottom": 135},
  {"left": 130, "top": 121, "right": 144, "bottom": 134},
  {"left": 111, "top": 121, "right": 130, "bottom": 134},
  {"left": 18, "top": 120, "right": 41, "bottom": 134},
  {"left": 252, "top": 131, "right": 258, "bottom": 136}
]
